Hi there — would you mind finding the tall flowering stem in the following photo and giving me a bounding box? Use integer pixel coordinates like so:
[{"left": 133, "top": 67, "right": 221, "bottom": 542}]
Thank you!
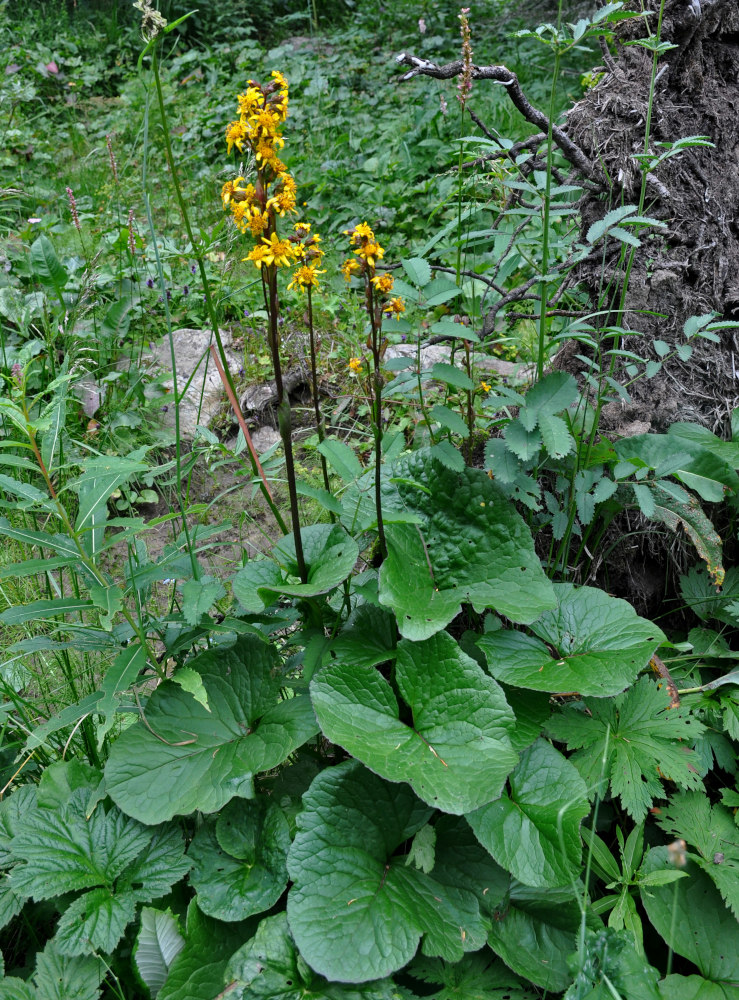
[
  {"left": 223, "top": 73, "right": 307, "bottom": 582},
  {"left": 455, "top": 6, "right": 473, "bottom": 288},
  {"left": 342, "top": 224, "right": 405, "bottom": 560}
]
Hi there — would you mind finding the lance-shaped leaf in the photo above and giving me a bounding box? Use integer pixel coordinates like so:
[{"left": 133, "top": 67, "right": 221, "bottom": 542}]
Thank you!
[
  {"left": 478, "top": 584, "right": 664, "bottom": 697},
  {"left": 311, "top": 633, "right": 518, "bottom": 814},
  {"left": 188, "top": 798, "right": 291, "bottom": 921},
  {"left": 134, "top": 907, "right": 185, "bottom": 999},
  {"left": 225, "top": 913, "right": 400, "bottom": 1000},
  {"left": 287, "top": 761, "right": 488, "bottom": 983},
  {"left": 105, "top": 636, "right": 319, "bottom": 823},
  {"left": 467, "top": 740, "right": 589, "bottom": 888},
  {"left": 377, "top": 451, "right": 555, "bottom": 639}
]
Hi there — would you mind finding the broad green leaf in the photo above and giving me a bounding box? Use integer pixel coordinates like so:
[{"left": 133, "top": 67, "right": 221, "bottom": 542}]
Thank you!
[
  {"left": 188, "top": 798, "right": 290, "bottom": 921},
  {"left": 548, "top": 677, "right": 705, "bottom": 822},
  {"left": 378, "top": 452, "right": 555, "bottom": 639},
  {"left": 30, "top": 235, "right": 68, "bottom": 293},
  {"left": 503, "top": 421, "right": 542, "bottom": 461},
  {"left": 317, "top": 439, "right": 363, "bottom": 482},
  {"left": 432, "top": 815, "right": 509, "bottom": 916},
  {"left": 55, "top": 886, "right": 137, "bottom": 956},
  {"left": 478, "top": 583, "right": 664, "bottom": 696},
  {"left": 286, "top": 761, "right": 488, "bottom": 983},
  {"left": 134, "top": 908, "right": 185, "bottom": 998},
  {"left": 0, "top": 980, "right": 34, "bottom": 1000},
  {"left": 430, "top": 403, "right": 469, "bottom": 438},
  {"left": 659, "top": 975, "right": 737, "bottom": 999},
  {"left": 431, "top": 362, "right": 474, "bottom": 390},
  {"left": 653, "top": 792, "right": 739, "bottom": 919},
  {"left": 430, "top": 319, "right": 480, "bottom": 343},
  {"left": 523, "top": 372, "right": 578, "bottom": 416},
  {"left": 104, "top": 636, "right": 318, "bottom": 823},
  {"left": 429, "top": 439, "right": 465, "bottom": 471},
  {"left": 639, "top": 851, "right": 739, "bottom": 983},
  {"left": 330, "top": 604, "right": 396, "bottom": 669},
  {"left": 311, "top": 632, "right": 518, "bottom": 813},
  {"left": 225, "top": 912, "right": 399, "bottom": 1000},
  {"left": 158, "top": 900, "right": 258, "bottom": 1000},
  {"left": 401, "top": 257, "right": 432, "bottom": 288},
  {"left": 487, "top": 883, "right": 589, "bottom": 992},
  {"left": 102, "top": 298, "right": 132, "bottom": 341},
  {"left": 467, "top": 740, "right": 589, "bottom": 888},
  {"left": 407, "top": 951, "right": 537, "bottom": 1000},
  {"left": 181, "top": 577, "right": 226, "bottom": 625},
  {"left": 232, "top": 525, "right": 358, "bottom": 608}
]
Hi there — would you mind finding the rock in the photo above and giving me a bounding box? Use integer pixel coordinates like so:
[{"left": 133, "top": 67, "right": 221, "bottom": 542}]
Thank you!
[{"left": 149, "top": 328, "right": 241, "bottom": 439}]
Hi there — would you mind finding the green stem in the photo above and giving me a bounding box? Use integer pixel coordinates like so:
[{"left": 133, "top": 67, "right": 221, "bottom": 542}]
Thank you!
[
  {"left": 367, "top": 280, "right": 387, "bottom": 559},
  {"left": 536, "top": 46, "right": 562, "bottom": 380},
  {"left": 307, "top": 287, "right": 332, "bottom": 501}
]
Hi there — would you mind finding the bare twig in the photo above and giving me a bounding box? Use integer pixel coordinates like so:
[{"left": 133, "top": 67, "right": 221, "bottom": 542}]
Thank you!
[{"left": 396, "top": 52, "right": 596, "bottom": 179}]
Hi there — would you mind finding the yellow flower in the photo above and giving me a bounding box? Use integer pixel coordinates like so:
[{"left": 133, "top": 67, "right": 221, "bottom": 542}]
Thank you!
[
  {"left": 480, "top": 380, "right": 492, "bottom": 393},
  {"left": 260, "top": 233, "right": 296, "bottom": 268},
  {"left": 271, "top": 70, "right": 289, "bottom": 90},
  {"left": 346, "top": 221, "right": 374, "bottom": 243},
  {"left": 221, "top": 176, "right": 247, "bottom": 209},
  {"left": 293, "top": 220, "right": 311, "bottom": 233},
  {"left": 244, "top": 244, "right": 271, "bottom": 269},
  {"left": 267, "top": 187, "right": 297, "bottom": 217},
  {"left": 225, "top": 120, "right": 247, "bottom": 155},
  {"left": 341, "top": 258, "right": 361, "bottom": 281},
  {"left": 383, "top": 296, "right": 405, "bottom": 317},
  {"left": 371, "top": 273, "right": 394, "bottom": 293},
  {"left": 246, "top": 208, "right": 271, "bottom": 238},
  {"left": 348, "top": 357, "right": 364, "bottom": 373},
  {"left": 288, "top": 263, "right": 325, "bottom": 292},
  {"left": 355, "top": 240, "right": 384, "bottom": 267},
  {"left": 237, "top": 86, "right": 264, "bottom": 118}
]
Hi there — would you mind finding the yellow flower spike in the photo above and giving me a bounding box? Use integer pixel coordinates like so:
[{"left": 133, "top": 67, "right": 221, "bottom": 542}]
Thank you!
[
  {"left": 383, "top": 297, "right": 405, "bottom": 317},
  {"left": 371, "top": 273, "right": 394, "bottom": 293},
  {"left": 348, "top": 357, "right": 364, "bottom": 373},
  {"left": 348, "top": 221, "right": 375, "bottom": 243},
  {"left": 225, "top": 120, "right": 247, "bottom": 155}
]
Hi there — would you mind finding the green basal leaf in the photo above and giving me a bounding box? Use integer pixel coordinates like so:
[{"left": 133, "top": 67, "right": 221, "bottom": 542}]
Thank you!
[
  {"left": 401, "top": 256, "right": 432, "bottom": 288},
  {"left": 378, "top": 452, "right": 555, "bottom": 639},
  {"left": 134, "top": 907, "right": 185, "bottom": 999},
  {"left": 225, "top": 912, "right": 399, "bottom": 1000},
  {"left": 329, "top": 604, "right": 397, "bottom": 669},
  {"left": 158, "top": 900, "right": 258, "bottom": 1000},
  {"left": 287, "top": 761, "right": 488, "bottom": 983},
  {"left": 105, "top": 636, "right": 318, "bottom": 823},
  {"left": 639, "top": 851, "right": 739, "bottom": 983},
  {"left": 659, "top": 975, "right": 737, "bottom": 999},
  {"left": 406, "top": 951, "right": 537, "bottom": 999},
  {"left": 188, "top": 798, "right": 290, "bottom": 921},
  {"left": 653, "top": 791, "right": 739, "bottom": 919},
  {"left": 467, "top": 740, "right": 589, "bottom": 888},
  {"left": 311, "top": 632, "right": 517, "bottom": 813},
  {"left": 548, "top": 677, "right": 705, "bottom": 822},
  {"left": 30, "top": 235, "right": 68, "bottom": 293},
  {"left": 487, "top": 882, "right": 590, "bottom": 993},
  {"left": 233, "top": 524, "right": 358, "bottom": 609},
  {"left": 478, "top": 583, "right": 664, "bottom": 697}
]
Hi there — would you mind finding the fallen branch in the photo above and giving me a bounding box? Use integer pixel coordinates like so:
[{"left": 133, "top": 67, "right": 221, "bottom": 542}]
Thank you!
[{"left": 396, "top": 52, "right": 596, "bottom": 180}]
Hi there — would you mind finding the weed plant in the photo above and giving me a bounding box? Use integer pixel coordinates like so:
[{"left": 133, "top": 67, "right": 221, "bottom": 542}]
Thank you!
[{"left": 0, "top": 1, "right": 737, "bottom": 999}]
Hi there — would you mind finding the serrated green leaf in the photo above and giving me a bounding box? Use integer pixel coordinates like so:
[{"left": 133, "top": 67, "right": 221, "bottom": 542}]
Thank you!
[
  {"left": 653, "top": 792, "right": 739, "bottom": 918},
  {"left": 429, "top": 439, "right": 465, "bottom": 471},
  {"left": 586, "top": 205, "right": 639, "bottom": 244},
  {"left": 405, "top": 824, "right": 436, "bottom": 874},
  {"left": 430, "top": 404, "right": 469, "bottom": 438},
  {"left": 565, "top": 927, "right": 661, "bottom": 1000},
  {"left": 503, "top": 421, "right": 542, "bottom": 461},
  {"left": 104, "top": 636, "right": 318, "bottom": 823},
  {"left": 548, "top": 677, "right": 705, "bottom": 821},
  {"left": 538, "top": 413, "right": 574, "bottom": 458},
  {"left": 311, "top": 632, "right": 518, "bottom": 813},
  {"left": 478, "top": 583, "right": 664, "bottom": 697},
  {"left": 55, "top": 885, "right": 137, "bottom": 956},
  {"left": 188, "top": 798, "right": 290, "bottom": 921},
  {"left": 34, "top": 939, "right": 105, "bottom": 1000},
  {"left": 286, "top": 761, "right": 487, "bottom": 983},
  {"left": 523, "top": 372, "right": 578, "bottom": 416},
  {"left": 467, "top": 740, "right": 589, "bottom": 888},
  {"left": 407, "top": 952, "right": 537, "bottom": 1000},
  {"left": 134, "top": 907, "right": 185, "bottom": 999},
  {"left": 317, "top": 439, "right": 363, "bottom": 482},
  {"left": 181, "top": 577, "right": 226, "bottom": 625}
]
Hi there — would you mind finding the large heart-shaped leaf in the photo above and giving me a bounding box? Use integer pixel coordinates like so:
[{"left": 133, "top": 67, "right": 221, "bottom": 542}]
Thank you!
[
  {"left": 486, "top": 883, "right": 592, "bottom": 993},
  {"left": 478, "top": 584, "right": 664, "bottom": 696},
  {"left": 286, "top": 761, "right": 489, "bottom": 983},
  {"left": 225, "top": 913, "right": 399, "bottom": 1000},
  {"left": 105, "top": 636, "right": 319, "bottom": 823},
  {"left": 467, "top": 740, "right": 589, "bottom": 888},
  {"left": 232, "top": 525, "right": 358, "bottom": 611},
  {"left": 310, "top": 632, "right": 518, "bottom": 814},
  {"left": 376, "top": 451, "right": 555, "bottom": 639},
  {"left": 639, "top": 850, "right": 739, "bottom": 984},
  {"left": 188, "top": 798, "right": 291, "bottom": 921}
]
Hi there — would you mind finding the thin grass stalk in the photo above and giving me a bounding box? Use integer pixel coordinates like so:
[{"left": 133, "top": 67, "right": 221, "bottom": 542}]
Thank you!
[{"left": 306, "top": 287, "right": 332, "bottom": 498}]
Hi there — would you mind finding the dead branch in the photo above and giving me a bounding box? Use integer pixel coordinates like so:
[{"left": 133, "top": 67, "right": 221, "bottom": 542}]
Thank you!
[{"left": 396, "top": 52, "right": 596, "bottom": 180}]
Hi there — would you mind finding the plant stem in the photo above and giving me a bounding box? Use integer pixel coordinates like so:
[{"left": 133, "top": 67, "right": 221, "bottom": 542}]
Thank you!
[
  {"left": 307, "top": 287, "right": 332, "bottom": 499},
  {"left": 367, "top": 281, "right": 387, "bottom": 559}
]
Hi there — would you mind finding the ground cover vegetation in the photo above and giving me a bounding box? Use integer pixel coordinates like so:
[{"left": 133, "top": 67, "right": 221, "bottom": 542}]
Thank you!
[{"left": 0, "top": 0, "right": 738, "bottom": 997}]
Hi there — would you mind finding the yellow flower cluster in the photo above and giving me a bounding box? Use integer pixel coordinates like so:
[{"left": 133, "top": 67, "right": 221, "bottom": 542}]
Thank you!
[
  {"left": 222, "top": 72, "right": 297, "bottom": 252},
  {"left": 342, "top": 222, "right": 405, "bottom": 320},
  {"left": 287, "top": 222, "right": 326, "bottom": 292}
]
